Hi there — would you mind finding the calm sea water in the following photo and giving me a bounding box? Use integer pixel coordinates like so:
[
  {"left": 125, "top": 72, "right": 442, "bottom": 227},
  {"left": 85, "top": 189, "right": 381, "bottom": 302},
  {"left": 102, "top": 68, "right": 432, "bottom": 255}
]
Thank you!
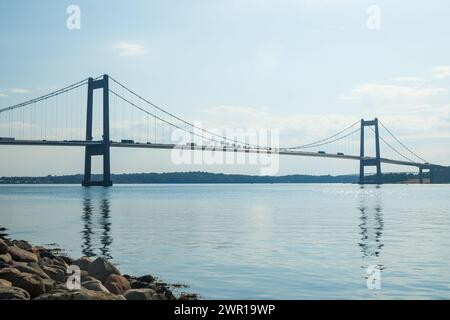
[{"left": 0, "top": 184, "right": 449, "bottom": 299}]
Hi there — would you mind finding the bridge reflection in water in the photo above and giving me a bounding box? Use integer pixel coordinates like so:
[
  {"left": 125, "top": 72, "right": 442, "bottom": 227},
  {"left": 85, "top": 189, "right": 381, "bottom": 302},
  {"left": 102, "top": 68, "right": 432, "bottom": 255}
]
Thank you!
[
  {"left": 81, "top": 193, "right": 113, "bottom": 259},
  {"left": 358, "top": 186, "right": 385, "bottom": 274}
]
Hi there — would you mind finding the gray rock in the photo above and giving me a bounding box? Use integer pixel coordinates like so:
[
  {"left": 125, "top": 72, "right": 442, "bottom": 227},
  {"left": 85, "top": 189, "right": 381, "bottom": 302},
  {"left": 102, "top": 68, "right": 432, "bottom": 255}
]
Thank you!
[
  {"left": 82, "top": 280, "right": 110, "bottom": 293},
  {"left": 11, "top": 240, "right": 33, "bottom": 251},
  {"left": 8, "top": 245, "right": 38, "bottom": 263},
  {"left": 104, "top": 274, "right": 131, "bottom": 295},
  {"left": 0, "top": 239, "right": 9, "bottom": 255},
  {"left": 130, "top": 279, "right": 152, "bottom": 289},
  {"left": 80, "top": 270, "right": 97, "bottom": 283},
  {"left": 0, "top": 253, "right": 12, "bottom": 264},
  {"left": 72, "top": 257, "right": 92, "bottom": 271},
  {"left": 39, "top": 256, "right": 53, "bottom": 267},
  {"left": 0, "top": 267, "right": 23, "bottom": 283},
  {"left": 179, "top": 293, "right": 198, "bottom": 300},
  {"left": 51, "top": 283, "right": 71, "bottom": 294},
  {"left": 123, "top": 288, "right": 158, "bottom": 300},
  {"left": 59, "top": 256, "right": 74, "bottom": 266},
  {"left": 14, "top": 274, "right": 50, "bottom": 298},
  {"left": 41, "top": 278, "right": 56, "bottom": 293},
  {"left": 41, "top": 265, "right": 66, "bottom": 282},
  {"left": 137, "top": 275, "right": 156, "bottom": 283},
  {"left": 0, "top": 279, "right": 12, "bottom": 287},
  {"left": 12, "top": 263, "right": 51, "bottom": 280},
  {"left": 156, "top": 285, "right": 176, "bottom": 300},
  {"left": 51, "top": 257, "right": 69, "bottom": 269},
  {"left": 0, "top": 267, "right": 53, "bottom": 298},
  {"left": 0, "top": 286, "right": 30, "bottom": 300},
  {"left": 34, "top": 289, "right": 125, "bottom": 300},
  {"left": 88, "top": 257, "right": 120, "bottom": 283}
]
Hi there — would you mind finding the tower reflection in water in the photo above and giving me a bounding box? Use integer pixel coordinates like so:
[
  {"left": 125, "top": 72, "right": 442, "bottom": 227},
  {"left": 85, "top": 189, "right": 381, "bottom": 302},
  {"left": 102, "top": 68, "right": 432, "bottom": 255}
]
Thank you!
[
  {"left": 81, "top": 191, "right": 113, "bottom": 259},
  {"left": 358, "top": 186, "right": 385, "bottom": 269}
]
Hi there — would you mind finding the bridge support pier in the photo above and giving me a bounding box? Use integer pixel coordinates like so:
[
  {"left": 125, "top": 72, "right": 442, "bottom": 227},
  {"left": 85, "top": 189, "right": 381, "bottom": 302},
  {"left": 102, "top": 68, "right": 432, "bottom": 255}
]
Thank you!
[
  {"left": 359, "top": 118, "right": 382, "bottom": 185},
  {"left": 82, "top": 75, "right": 113, "bottom": 187},
  {"left": 429, "top": 167, "right": 436, "bottom": 184},
  {"left": 419, "top": 167, "right": 424, "bottom": 184}
]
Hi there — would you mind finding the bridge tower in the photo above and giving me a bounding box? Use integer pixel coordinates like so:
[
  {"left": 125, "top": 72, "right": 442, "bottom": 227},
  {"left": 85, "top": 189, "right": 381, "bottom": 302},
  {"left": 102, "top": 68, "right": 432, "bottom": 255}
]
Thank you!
[
  {"left": 82, "top": 75, "right": 113, "bottom": 187},
  {"left": 359, "top": 118, "right": 382, "bottom": 185}
]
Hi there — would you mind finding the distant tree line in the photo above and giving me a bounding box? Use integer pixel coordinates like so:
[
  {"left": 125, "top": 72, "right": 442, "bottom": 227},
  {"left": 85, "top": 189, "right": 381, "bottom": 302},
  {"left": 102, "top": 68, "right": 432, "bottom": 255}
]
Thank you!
[{"left": 0, "top": 171, "right": 434, "bottom": 184}]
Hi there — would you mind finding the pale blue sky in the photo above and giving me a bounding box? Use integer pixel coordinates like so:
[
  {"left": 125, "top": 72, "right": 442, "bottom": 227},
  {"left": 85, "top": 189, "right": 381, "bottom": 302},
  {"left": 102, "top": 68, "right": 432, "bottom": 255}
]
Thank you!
[{"left": 0, "top": 0, "right": 449, "bottom": 176}]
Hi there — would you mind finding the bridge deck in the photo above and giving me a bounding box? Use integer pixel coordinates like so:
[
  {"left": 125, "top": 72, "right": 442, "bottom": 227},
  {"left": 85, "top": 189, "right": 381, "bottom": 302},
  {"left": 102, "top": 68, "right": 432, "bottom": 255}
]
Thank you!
[{"left": 0, "top": 139, "right": 435, "bottom": 169}]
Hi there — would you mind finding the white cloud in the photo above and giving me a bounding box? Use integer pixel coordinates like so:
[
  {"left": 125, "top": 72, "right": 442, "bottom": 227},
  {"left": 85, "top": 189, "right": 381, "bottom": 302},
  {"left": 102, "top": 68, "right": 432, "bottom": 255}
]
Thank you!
[
  {"left": 197, "top": 104, "right": 450, "bottom": 168},
  {"left": 0, "top": 87, "right": 32, "bottom": 97},
  {"left": 198, "top": 68, "right": 450, "bottom": 159},
  {"left": 340, "top": 83, "right": 447, "bottom": 102},
  {"left": 201, "top": 105, "right": 360, "bottom": 146},
  {"left": 9, "top": 88, "right": 32, "bottom": 94},
  {"left": 431, "top": 65, "right": 450, "bottom": 79},
  {"left": 334, "top": 73, "right": 450, "bottom": 163},
  {"left": 112, "top": 41, "right": 147, "bottom": 57}
]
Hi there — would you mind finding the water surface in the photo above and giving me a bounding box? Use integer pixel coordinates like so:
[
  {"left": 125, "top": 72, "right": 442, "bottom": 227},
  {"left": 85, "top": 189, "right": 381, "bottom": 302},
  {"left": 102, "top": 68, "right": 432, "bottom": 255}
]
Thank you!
[{"left": 0, "top": 184, "right": 449, "bottom": 299}]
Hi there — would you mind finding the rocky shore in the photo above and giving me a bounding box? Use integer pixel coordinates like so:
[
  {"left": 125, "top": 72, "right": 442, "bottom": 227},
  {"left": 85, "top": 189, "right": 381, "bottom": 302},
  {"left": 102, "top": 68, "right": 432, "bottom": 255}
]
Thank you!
[{"left": 0, "top": 234, "right": 197, "bottom": 300}]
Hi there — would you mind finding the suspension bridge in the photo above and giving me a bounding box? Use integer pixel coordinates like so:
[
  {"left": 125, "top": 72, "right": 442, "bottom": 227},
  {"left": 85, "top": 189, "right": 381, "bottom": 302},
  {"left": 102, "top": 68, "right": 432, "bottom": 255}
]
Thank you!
[{"left": 0, "top": 74, "right": 447, "bottom": 186}]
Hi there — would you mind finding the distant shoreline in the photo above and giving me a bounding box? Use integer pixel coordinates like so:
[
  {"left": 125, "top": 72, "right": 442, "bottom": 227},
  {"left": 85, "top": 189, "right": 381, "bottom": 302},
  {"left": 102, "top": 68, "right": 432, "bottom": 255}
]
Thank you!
[{"left": 0, "top": 171, "right": 430, "bottom": 184}]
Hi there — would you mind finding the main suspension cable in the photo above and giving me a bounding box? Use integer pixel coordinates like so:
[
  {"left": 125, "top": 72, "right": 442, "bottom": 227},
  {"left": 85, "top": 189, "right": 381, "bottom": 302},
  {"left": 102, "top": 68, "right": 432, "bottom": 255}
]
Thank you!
[{"left": 283, "top": 120, "right": 360, "bottom": 150}]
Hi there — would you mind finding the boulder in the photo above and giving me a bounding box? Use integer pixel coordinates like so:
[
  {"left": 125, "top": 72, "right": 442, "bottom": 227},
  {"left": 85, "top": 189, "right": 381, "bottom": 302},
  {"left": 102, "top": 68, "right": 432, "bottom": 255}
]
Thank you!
[
  {"left": 0, "top": 286, "right": 30, "bottom": 300},
  {"left": 80, "top": 270, "right": 97, "bottom": 283},
  {"left": 11, "top": 240, "right": 33, "bottom": 251},
  {"left": 0, "top": 279, "right": 12, "bottom": 287},
  {"left": 123, "top": 288, "right": 158, "bottom": 300},
  {"left": 82, "top": 280, "right": 110, "bottom": 293},
  {"left": 13, "top": 274, "right": 50, "bottom": 298},
  {"left": 179, "top": 293, "right": 198, "bottom": 300},
  {"left": 87, "top": 257, "right": 120, "bottom": 283},
  {"left": 34, "top": 289, "right": 125, "bottom": 300},
  {"left": 51, "top": 257, "right": 69, "bottom": 269},
  {"left": 50, "top": 264, "right": 67, "bottom": 275},
  {"left": 156, "top": 285, "right": 176, "bottom": 300},
  {"left": 0, "top": 239, "right": 9, "bottom": 255},
  {"left": 41, "top": 278, "right": 56, "bottom": 292},
  {"left": 59, "top": 255, "right": 74, "bottom": 266},
  {"left": 130, "top": 279, "right": 152, "bottom": 289},
  {"left": 39, "top": 248, "right": 55, "bottom": 260},
  {"left": 12, "top": 263, "right": 50, "bottom": 280},
  {"left": 41, "top": 265, "right": 66, "bottom": 283},
  {"left": 104, "top": 274, "right": 131, "bottom": 295},
  {"left": 51, "top": 283, "right": 71, "bottom": 294},
  {"left": 0, "top": 267, "right": 23, "bottom": 283},
  {"left": 72, "top": 257, "right": 92, "bottom": 271},
  {"left": 39, "top": 255, "right": 68, "bottom": 268},
  {"left": 0, "top": 267, "right": 52, "bottom": 298},
  {"left": 0, "top": 253, "right": 12, "bottom": 264},
  {"left": 137, "top": 275, "right": 156, "bottom": 283},
  {"left": 39, "top": 256, "right": 53, "bottom": 267},
  {"left": 8, "top": 245, "right": 38, "bottom": 263}
]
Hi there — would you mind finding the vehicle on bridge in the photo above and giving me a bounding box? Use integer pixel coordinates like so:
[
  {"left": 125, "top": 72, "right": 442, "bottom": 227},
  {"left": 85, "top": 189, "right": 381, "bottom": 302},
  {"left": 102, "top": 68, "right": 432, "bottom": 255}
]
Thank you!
[
  {"left": 318, "top": 151, "right": 326, "bottom": 154},
  {"left": 337, "top": 152, "right": 344, "bottom": 156},
  {"left": 121, "top": 139, "right": 135, "bottom": 144}
]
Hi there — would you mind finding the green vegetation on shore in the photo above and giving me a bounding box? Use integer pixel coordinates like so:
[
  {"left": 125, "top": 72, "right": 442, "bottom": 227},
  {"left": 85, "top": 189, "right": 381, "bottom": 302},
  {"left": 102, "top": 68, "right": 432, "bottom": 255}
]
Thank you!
[{"left": 0, "top": 171, "right": 430, "bottom": 184}]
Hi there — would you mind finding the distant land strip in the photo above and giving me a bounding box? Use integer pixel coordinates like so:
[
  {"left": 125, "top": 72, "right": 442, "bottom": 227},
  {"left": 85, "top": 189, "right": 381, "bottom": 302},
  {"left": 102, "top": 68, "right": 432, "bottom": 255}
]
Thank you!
[{"left": 0, "top": 171, "right": 430, "bottom": 184}]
